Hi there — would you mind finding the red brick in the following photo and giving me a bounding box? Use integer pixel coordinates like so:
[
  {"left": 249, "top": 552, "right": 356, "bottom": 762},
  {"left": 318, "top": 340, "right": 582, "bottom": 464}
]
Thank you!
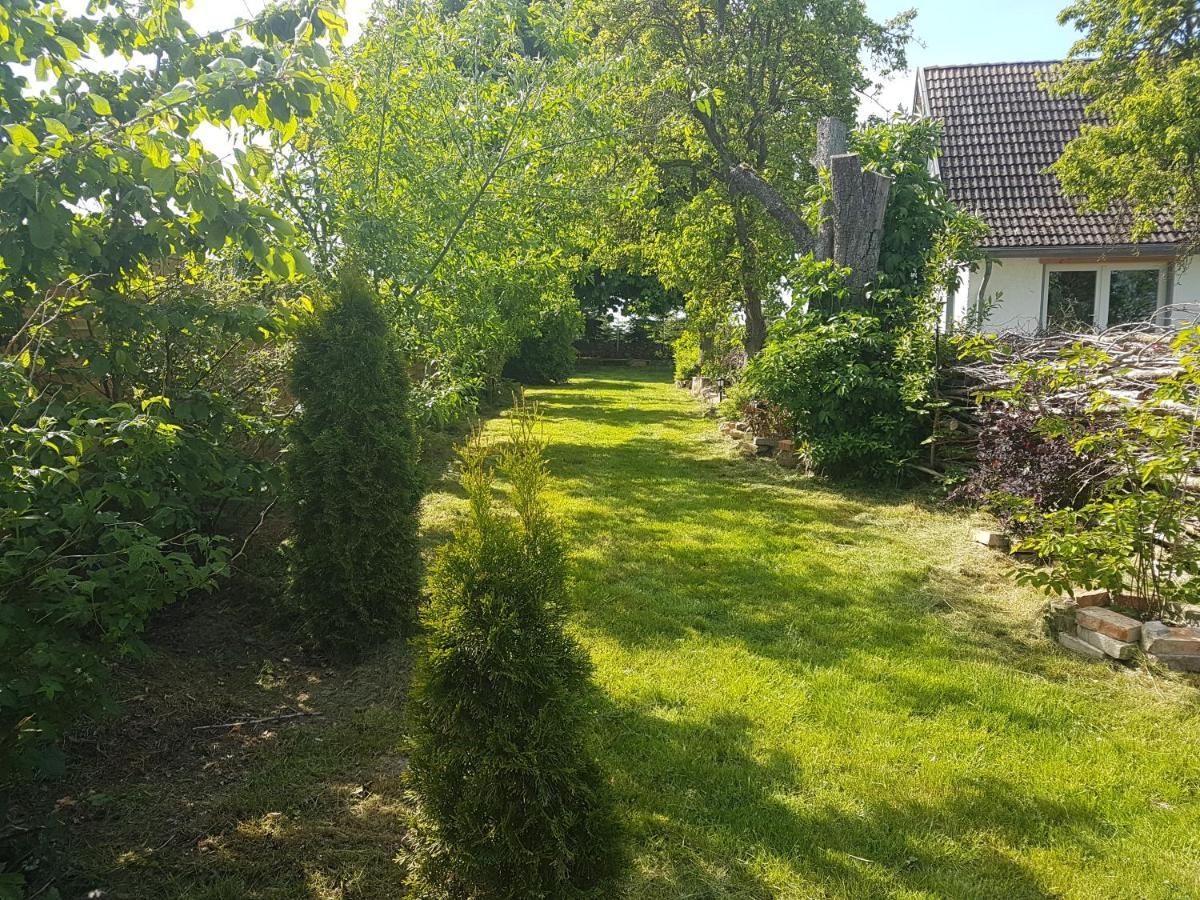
[
  {"left": 1076, "top": 607, "right": 1142, "bottom": 643},
  {"left": 1114, "top": 593, "right": 1153, "bottom": 613},
  {"left": 1073, "top": 589, "right": 1110, "bottom": 608}
]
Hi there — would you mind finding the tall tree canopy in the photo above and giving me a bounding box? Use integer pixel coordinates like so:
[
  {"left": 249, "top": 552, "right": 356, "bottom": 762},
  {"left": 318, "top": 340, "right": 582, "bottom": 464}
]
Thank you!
[
  {"left": 283, "top": 0, "right": 630, "bottom": 417},
  {"left": 1053, "top": 0, "right": 1200, "bottom": 239},
  {"left": 592, "top": 0, "right": 912, "bottom": 354}
]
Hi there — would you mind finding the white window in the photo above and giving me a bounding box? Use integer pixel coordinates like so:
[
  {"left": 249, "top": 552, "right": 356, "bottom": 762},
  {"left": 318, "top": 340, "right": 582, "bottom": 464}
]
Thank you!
[{"left": 1042, "top": 262, "right": 1166, "bottom": 330}]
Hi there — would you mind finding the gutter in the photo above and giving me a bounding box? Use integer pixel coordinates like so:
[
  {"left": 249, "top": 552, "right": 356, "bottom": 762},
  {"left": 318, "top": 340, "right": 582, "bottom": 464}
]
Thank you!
[{"left": 984, "top": 244, "right": 1189, "bottom": 260}]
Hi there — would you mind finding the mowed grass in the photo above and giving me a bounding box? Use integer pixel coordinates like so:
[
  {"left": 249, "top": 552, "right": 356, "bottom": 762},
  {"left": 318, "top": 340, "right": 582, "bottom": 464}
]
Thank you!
[
  {"left": 14, "top": 367, "right": 1200, "bottom": 899},
  {"left": 502, "top": 368, "right": 1199, "bottom": 899}
]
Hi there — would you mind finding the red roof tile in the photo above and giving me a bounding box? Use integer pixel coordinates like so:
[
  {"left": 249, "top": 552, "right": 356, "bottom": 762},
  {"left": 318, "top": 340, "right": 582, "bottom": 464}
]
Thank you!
[{"left": 918, "top": 62, "right": 1187, "bottom": 250}]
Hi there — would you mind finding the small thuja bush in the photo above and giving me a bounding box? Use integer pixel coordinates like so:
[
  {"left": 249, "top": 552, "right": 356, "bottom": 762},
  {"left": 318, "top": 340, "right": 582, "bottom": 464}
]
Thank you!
[
  {"left": 287, "top": 273, "right": 422, "bottom": 653},
  {"left": 403, "top": 405, "right": 620, "bottom": 898}
]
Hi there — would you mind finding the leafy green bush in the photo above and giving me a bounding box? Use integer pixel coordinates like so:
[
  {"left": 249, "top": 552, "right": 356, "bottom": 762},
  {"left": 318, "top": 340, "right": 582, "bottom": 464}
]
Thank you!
[
  {"left": 744, "top": 311, "right": 922, "bottom": 478},
  {"left": 0, "top": 364, "right": 247, "bottom": 776},
  {"left": 731, "top": 119, "right": 988, "bottom": 479},
  {"left": 503, "top": 303, "right": 581, "bottom": 384},
  {"left": 673, "top": 327, "right": 745, "bottom": 384},
  {"left": 403, "top": 406, "right": 620, "bottom": 898},
  {"left": 672, "top": 330, "right": 702, "bottom": 382},
  {"left": 287, "top": 274, "right": 422, "bottom": 653}
]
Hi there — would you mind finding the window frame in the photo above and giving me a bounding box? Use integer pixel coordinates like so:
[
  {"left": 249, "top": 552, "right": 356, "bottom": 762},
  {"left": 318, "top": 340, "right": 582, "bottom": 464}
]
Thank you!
[{"left": 1040, "top": 261, "right": 1168, "bottom": 329}]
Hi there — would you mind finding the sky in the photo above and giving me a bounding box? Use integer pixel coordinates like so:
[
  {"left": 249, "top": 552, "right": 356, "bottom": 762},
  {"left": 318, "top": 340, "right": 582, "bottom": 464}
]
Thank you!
[{"left": 862, "top": 0, "right": 1083, "bottom": 116}]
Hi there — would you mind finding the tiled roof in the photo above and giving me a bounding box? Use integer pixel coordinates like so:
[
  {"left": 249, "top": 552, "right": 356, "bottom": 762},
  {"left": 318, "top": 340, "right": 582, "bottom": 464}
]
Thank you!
[{"left": 918, "top": 62, "right": 1187, "bottom": 250}]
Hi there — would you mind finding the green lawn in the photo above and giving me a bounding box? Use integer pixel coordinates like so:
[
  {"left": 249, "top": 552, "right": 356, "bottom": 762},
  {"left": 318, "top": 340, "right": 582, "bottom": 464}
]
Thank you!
[
  {"left": 18, "top": 368, "right": 1200, "bottom": 899},
  {"left": 510, "top": 369, "right": 1200, "bottom": 899}
]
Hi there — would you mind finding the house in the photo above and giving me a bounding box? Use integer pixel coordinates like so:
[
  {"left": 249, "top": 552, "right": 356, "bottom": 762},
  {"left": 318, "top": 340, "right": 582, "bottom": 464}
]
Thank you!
[{"left": 914, "top": 61, "right": 1200, "bottom": 332}]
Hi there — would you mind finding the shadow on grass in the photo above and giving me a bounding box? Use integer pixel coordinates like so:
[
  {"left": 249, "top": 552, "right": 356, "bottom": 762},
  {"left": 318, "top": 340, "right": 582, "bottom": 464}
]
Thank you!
[{"left": 594, "top": 702, "right": 1101, "bottom": 899}]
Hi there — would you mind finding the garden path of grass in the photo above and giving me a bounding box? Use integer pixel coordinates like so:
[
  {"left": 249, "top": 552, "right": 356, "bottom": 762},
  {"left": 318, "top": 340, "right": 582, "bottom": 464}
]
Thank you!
[
  {"left": 506, "top": 368, "right": 1200, "bottom": 899},
  {"left": 17, "top": 367, "right": 1200, "bottom": 899}
]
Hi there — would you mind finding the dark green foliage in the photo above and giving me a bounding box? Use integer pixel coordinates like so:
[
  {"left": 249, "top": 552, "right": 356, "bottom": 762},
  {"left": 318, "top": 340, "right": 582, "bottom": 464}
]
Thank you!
[
  {"left": 503, "top": 304, "right": 581, "bottom": 384},
  {"left": 287, "top": 274, "right": 422, "bottom": 653},
  {"left": 403, "top": 408, "right": 620, "bottom": 898},
  {"left": 575, "top": 268, "right": 684, "bottom": 360},
  {"left": 745, "top": 311, "right": 920, "bottom": 478},
  {"left": 0, "top": 363, "right": 238, "bottom": 777}
]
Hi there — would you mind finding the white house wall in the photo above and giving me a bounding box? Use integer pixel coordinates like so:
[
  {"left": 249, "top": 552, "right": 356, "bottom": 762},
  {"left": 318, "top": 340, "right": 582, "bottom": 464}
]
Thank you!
[
  {"left": 1173, "top": 259, "right": 1200, "bottom": 324},
  {"left": 948, "top": 254, "right": 1200, "bottom": 332},
  {"left": 964, "top": 257, "right": 1045, "bottom": 333}
]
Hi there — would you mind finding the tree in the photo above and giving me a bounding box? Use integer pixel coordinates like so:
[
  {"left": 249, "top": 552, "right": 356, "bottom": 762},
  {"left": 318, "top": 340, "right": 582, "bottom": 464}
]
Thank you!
[
  {"left": 1, "top": 0, "right": 342, "bottom": 313},
  {"left": 287, "top": 273, "right": 422, "bottom": 653},
  {"left": 403, "top": 408, "right": 619, "bottom": 897},
  {"left": 1052, "top": 0, "right": 1200, "bottom": 238},
  {"left": 594, "top": 0, "right": 912, "bottom": 353},
  {"left": 284, "top": 0, "right": 629, "bottom": 419}
]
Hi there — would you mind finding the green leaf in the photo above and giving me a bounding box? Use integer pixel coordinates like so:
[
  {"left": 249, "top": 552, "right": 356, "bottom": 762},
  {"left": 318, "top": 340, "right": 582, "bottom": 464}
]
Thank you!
[
  {"left": 28, "top": 213, "right": 55, "bottom": 250},
  {"left": 43, "top": 116, "right": 71, "bottom": 140},
  {"left": 209, "top": 57, "right": 249, "bottom": 75},
  {"left": 140, "top": 137, "right": 170, "bottom": 169},
  {"left": 87, "top": 94, "right": 113, "bottom": 116},
  {"left": 4, "top": 123, "right": 39, "bottom": 151}
]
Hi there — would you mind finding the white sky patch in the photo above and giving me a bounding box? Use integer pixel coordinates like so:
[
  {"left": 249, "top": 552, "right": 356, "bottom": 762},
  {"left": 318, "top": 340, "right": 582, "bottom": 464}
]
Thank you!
[{"left": 47, "top": 0, "right": 374, "bottom": 161}]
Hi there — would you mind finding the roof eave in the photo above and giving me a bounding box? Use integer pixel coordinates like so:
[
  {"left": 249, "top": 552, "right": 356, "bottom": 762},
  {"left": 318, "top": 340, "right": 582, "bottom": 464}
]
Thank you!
[{"left": 984, "top": 243, "right": 1191, "bottom": 259}]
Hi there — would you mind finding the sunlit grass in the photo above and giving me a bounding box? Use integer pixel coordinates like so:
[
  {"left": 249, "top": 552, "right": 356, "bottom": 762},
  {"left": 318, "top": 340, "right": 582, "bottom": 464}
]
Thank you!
[{"left": 521, "top": 368, "right": 1200, "bottom": 900}]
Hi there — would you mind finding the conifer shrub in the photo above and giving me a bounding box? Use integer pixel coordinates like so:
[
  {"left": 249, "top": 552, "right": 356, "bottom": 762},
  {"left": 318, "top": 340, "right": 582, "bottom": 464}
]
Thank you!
[
  {"left": 402, "top": 405, "right": 620, "bottom": 898},
  {"left": 286, "top": 273, "right": 422, "bottom": 653}
]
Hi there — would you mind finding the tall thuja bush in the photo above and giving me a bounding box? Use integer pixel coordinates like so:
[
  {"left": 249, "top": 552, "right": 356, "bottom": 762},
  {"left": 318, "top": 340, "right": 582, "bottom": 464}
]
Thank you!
[
  {"left": 287, "top": 274, "right": 422, "bottom": 652},
  {"left": 403, "top": 406, "right": 619, "bottom": 898}
]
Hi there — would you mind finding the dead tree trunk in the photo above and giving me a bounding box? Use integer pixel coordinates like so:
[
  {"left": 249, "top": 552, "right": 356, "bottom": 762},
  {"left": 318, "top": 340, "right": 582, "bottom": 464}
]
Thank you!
[
  {"left": 808, "top": 117, "right": 891, "bottom": 308},
  {"left": 810, "top": 117, "right": 848, "bottom": 262},
  {"left": 724, "top": 116, "right": 891, "bottom": 313},
  {"left": 827, "top": 152, "right": 892, "bottom": 301}
]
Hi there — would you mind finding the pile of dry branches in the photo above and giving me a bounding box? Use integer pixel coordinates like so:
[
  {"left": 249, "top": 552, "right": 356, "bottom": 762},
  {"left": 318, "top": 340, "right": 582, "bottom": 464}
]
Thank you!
[{"left": 931, "top": 309, "right": 1200, "bottom": 480}]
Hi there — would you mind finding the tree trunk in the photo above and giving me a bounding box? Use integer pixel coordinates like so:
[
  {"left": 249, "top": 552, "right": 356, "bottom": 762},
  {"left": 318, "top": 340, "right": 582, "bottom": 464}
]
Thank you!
[
  {"left": 827, "top": 153, "right": 892, "bottom": 303},
  {"left": 732, "top": 200, "right": 767, "bottom": 356},
  {"left": 810, "top": 118, "right": 848, "bottom": 262}
]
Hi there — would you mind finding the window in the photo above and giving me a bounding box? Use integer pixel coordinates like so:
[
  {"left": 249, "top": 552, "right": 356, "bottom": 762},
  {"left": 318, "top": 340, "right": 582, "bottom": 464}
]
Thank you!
[
  {"left": 1046, "top": 270, "right": 1097, "bottom": 330},
  {"left": 1107, "top": 269, "right": 1161, "bottom": 326},
  {"left": 1043, "top": 263, "right": 1165, "bottom": 330}
]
